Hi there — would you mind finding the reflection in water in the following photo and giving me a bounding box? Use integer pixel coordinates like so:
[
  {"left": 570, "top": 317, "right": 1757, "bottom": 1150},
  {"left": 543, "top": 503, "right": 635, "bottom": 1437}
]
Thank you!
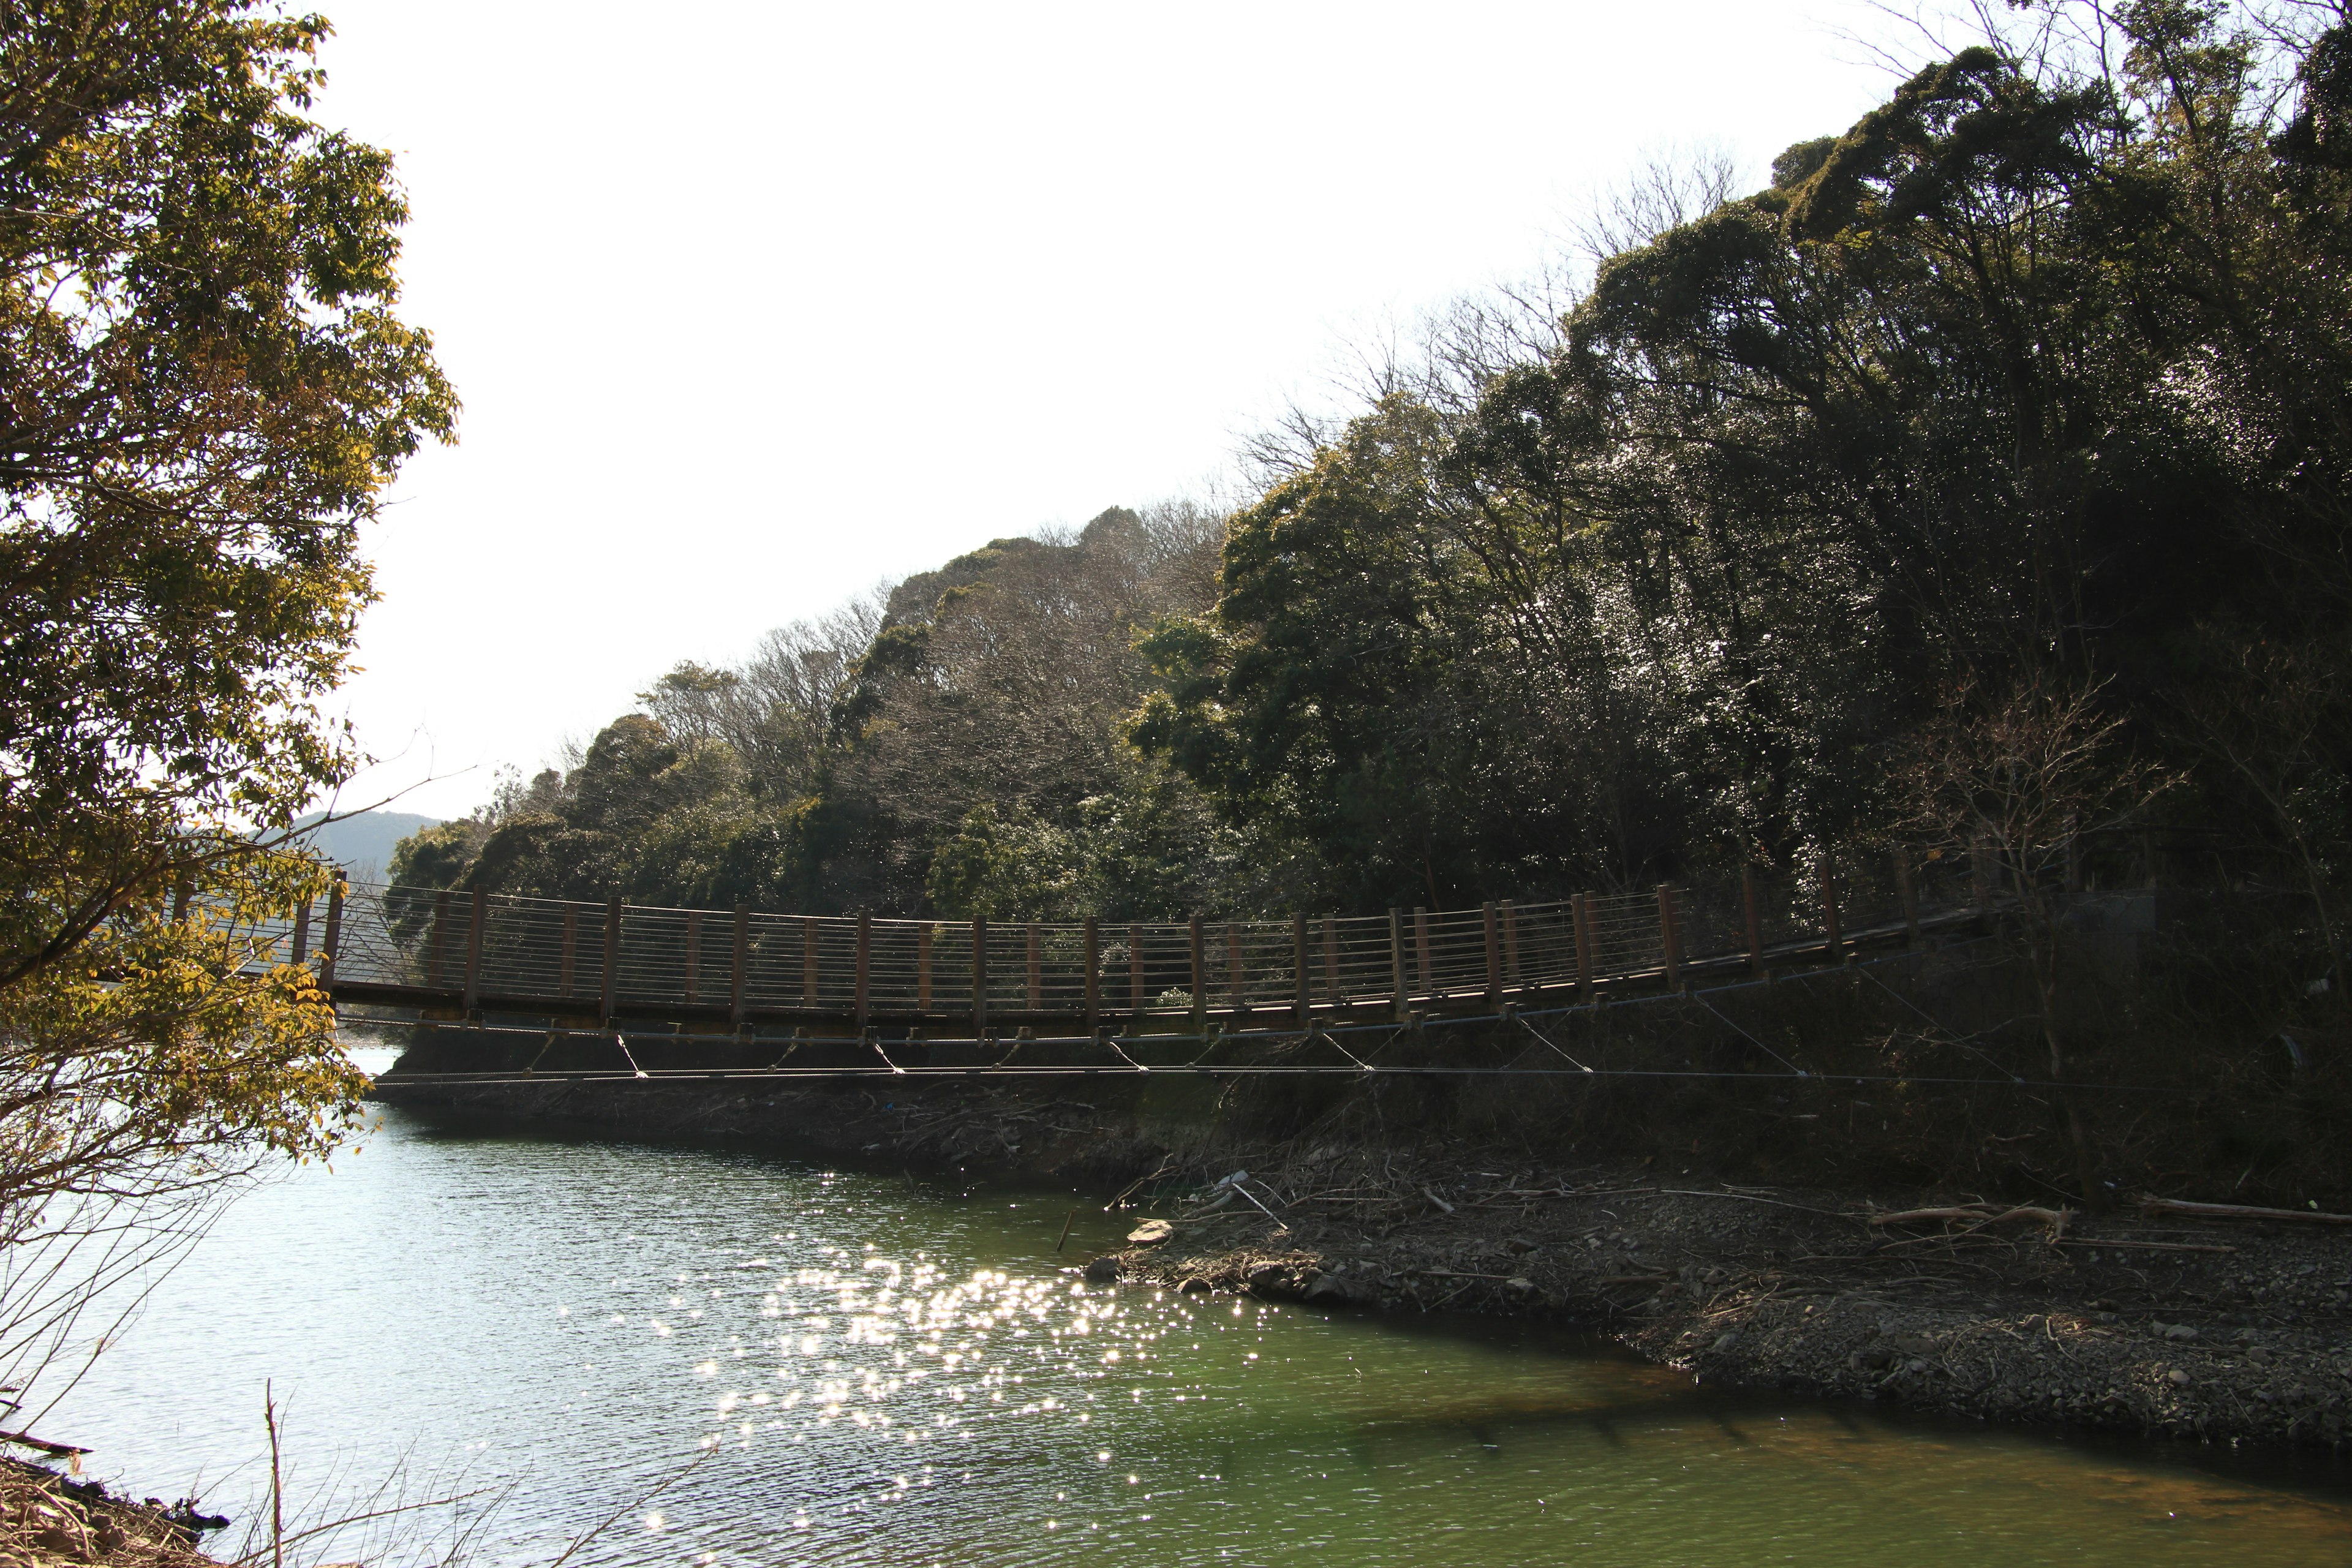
[{"left": 44, "top": 1105, "right": 2352, "bottom": 1566}]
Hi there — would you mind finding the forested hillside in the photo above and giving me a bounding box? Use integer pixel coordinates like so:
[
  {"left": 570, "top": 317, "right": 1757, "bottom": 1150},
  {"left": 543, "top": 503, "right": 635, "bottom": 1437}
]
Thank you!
[
  {"left": 398, "top": 3, "right": 2352, "bottom": 977},
  {"left": 394, "top": 501, "right": 1265, "bottom": 918}
]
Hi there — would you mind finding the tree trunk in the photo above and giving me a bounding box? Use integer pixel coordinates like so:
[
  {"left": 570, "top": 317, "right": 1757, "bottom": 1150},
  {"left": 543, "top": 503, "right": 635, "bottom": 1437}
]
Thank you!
[{"left": 2028, "top": 924, "right": 2105, "bottom": 1212}]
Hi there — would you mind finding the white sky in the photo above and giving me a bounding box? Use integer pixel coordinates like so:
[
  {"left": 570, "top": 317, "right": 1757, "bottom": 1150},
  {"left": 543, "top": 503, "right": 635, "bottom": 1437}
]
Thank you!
[{"left": 314, "top": 0, "right": 1920, "bottom": 821}]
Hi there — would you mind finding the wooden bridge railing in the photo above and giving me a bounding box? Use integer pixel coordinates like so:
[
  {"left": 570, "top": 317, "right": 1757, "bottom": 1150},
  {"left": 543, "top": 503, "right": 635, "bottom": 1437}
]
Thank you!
[{"left": 242, "top": 850, "right": 1983, "bottom": 1033}]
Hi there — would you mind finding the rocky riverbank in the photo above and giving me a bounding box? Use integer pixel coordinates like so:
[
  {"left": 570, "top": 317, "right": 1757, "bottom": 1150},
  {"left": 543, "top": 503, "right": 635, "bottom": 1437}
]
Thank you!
[
  {"left": 1093, "top": 1148, "right": 2352, "bottom": 1451},
  {"left": 370, "top": 1072, "right": 2352, "bottom": 1452}
]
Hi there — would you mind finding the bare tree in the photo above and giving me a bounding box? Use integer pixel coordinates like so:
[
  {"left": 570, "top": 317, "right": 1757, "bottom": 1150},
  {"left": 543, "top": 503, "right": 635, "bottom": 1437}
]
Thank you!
[
  {"left": 1238, "top": 141, "right": 1738, "bottom": 487},
  {"left": 1569, "top": 140, "right": 1746, "bottom": 277},
  {"left": 741, "top": 584, "right": 892, "bottom": 736},
  {"left": 835, "top": 506, "right": 1227, "bottom": 903},
  {"left": 0, "top": 859, "right": 365, "bottom": 1446},
  {"left": 1902, "top": 668, "right": 2166, "bottom": 1207}
]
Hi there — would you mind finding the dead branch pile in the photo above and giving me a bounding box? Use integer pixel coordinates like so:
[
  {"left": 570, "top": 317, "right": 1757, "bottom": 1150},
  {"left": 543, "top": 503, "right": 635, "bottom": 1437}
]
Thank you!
[{"left": 0, "top": 1458, "right": 218, "bottom": 1567}]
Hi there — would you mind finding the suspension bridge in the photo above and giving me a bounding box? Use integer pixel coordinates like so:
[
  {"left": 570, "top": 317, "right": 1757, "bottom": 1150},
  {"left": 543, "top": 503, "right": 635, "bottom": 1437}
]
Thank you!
[{"left": 278, "top": 854, "right": 1996, "bottom": 1084}]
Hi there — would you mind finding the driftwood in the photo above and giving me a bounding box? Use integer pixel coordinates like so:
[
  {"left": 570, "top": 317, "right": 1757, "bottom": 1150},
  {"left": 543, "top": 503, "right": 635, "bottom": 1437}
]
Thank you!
[
  {"left": 2053, "top": 1237, "right": 2235, "bottom": 1254},
  {"left": 1182, "top": 1171, "right": 1288, "bottom": 1228},
  {"left": 0, "top": 1430, "right": 87, "bottom": 1459},
  {"left": 1871, "top": 1203, "right": 2070, "bottom": 1238},
  {"left": 2137, "top": 1195, "right": 2352, "bottom": 1226},
  {"left": 1230, "top": 1184, "right": 1287, "bottom": 1227},
  {"left": 1656, "top": 1188, "right": 1852, "bottom": 1217}
]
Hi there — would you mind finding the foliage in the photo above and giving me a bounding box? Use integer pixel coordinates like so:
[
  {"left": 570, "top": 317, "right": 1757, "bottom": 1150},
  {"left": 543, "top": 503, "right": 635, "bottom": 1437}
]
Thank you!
[
  {"left": 1128, "top": 2, "right": 2352, "bottom": 932},
  {"left": 0, "top": 854, "right": 366, "bottom": 1208},
  {"left": 0, "top": 0, "right": 456, "bottom": 988},
  {"left": 924, "top": 803, "right": 1077, "bottom": 921},
  {"left": 0, "top": 848, "right": 368, "bottom": 1400}
]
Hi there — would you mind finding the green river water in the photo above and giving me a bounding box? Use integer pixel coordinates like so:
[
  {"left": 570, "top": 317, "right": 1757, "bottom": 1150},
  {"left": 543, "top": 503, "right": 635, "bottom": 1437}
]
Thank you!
[{"left": 39, "top": 1095, "right": 2352, "bottom": 1566}]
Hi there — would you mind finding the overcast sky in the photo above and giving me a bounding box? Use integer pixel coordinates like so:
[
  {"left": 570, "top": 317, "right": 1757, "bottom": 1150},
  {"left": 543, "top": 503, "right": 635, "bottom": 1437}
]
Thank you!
[{"left": 311, "top": 0, "right": 1925, "bottom": 821}]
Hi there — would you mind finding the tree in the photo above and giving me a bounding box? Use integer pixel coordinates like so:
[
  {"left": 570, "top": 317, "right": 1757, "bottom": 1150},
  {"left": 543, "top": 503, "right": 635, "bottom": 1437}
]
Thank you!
[
  {"left": 0, "top": 848, "right": 367, "bottom": 1406},
  {"left": 638, "top": 662, "right": 744, "bottom": 747},
  {"left": 1, "top": 0, "right": 457, "bottom": 989},
  {"left": 1901, "top": 669, "right": 2163, "bottom": 1207},
  {"left": 0, "top": 1, "right": 442, "bottom": 1409}
]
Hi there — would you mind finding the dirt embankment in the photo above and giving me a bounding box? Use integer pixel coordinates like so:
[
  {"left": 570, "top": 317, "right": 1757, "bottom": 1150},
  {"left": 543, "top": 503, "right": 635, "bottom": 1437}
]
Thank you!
[{"left": 374, "top": 1071, "right": 2352, "bottom": 1452}]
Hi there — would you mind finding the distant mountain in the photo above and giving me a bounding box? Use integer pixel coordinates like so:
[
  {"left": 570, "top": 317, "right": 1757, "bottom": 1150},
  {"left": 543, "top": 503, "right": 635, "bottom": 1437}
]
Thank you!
[{"left": 289, "top": 810, "right": 437, "bottom": 886}]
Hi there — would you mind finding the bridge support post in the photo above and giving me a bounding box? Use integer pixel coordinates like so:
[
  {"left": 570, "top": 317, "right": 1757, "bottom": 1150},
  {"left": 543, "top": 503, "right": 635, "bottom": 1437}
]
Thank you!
[
  {"left": 971, "top": 917, "right": 988, "bottom": 1037},
  {"left": 462, "top": 888, "right": 486, "bottom": 1013},
  {"left": 1226, "top": 922, "right": 1244, "bottom": 1013},
  {"left": 427, "top": 890, "right": 451, "bottom": 989},
  {"left": 1128, "top": 923, "right": 1144, "bottom": 1016},
  {"left": 1291, "top": 913, "right": 1309, "bottom": 1027},
  {"left": 1482, "top": 902, "right": 1501, "bottom": 1003},
  {"left": 600, "top": 895, "right": 622, "bottom": 1022},
  {"left": 1412, "top": 908, "right": 1432, "bottom": 1002},
  {"left": 854, "top": 910, "right": 872, "bottom": 1036},
  {"left": 1818, "top": 854, "right": 1843, "bottom": 962},
  {"left": 1188, "top": 916, "right": 1205, "bottom": 1035},
  {"left": 1572, "top": 894, "right": 1593, "bottom": 997},
  {"left": 290, "top": 899, "right": 311, "bottom": 967},
  {"left": 319, "top": 882, "right": 343, "bottom": 987},
  {"left": 917, "top": 922, "right": 933, "bottom": 1012},
  {"left": 1501, "top": 900, "right": 1520, "bottom": 1000},
  {"left": 1657, "top": 884, "right": 1683, "bottom": 990},
  {"left": 730, "top": 904, "right": 748, "bottom": 1028},
  {"left": 1388, "top": 908, "right": 1406, "bottom": 1021},
  {"left": 1084, "top": 916, "right": 1100, "bottom": 1036}
]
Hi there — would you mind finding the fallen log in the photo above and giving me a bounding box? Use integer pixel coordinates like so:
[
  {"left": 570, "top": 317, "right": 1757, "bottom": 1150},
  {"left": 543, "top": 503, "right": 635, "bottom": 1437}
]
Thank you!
[{"left": 2136, "top": 1195, "right": 2352, "bottom": 1226}]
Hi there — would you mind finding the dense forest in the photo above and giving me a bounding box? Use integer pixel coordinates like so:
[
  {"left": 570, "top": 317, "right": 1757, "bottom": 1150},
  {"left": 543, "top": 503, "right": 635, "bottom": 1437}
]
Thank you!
[{"left": 397, "top": 2, "right": 2352, "bottom": 979}]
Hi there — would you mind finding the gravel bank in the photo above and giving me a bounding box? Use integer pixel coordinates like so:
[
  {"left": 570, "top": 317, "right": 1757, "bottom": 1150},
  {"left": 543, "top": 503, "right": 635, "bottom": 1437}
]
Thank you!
[{"left": 1098, "top": 1150, "right": 2352, "bottom": 1450}]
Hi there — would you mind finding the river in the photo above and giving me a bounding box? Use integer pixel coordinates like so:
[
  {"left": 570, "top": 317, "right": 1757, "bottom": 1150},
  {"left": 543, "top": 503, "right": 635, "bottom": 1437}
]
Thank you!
[{"left": 40, "top": 1084, "right": 2352, "bottom": 1567}]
